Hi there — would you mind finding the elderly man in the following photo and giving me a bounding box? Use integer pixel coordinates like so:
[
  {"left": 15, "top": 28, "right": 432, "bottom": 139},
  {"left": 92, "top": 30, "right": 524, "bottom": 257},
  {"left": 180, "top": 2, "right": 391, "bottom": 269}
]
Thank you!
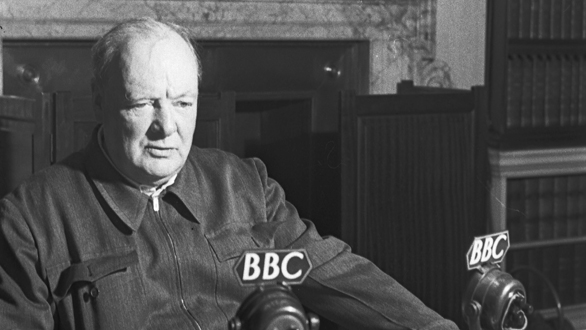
[{"left": 0, "top": 18, "right": 458, "bottom": 330}]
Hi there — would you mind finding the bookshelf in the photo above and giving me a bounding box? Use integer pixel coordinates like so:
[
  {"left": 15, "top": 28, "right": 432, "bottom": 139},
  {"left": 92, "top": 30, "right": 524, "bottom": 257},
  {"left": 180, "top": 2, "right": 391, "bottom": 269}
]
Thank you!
[
  {"left": 486, "top": 1, "right": 586, "bottom": 327},
  {"left": 487, "top": 0, "right": 586, "bottom": 150},
  {"left": 489, "top": 147, "right": 586, "bottom": 328}
]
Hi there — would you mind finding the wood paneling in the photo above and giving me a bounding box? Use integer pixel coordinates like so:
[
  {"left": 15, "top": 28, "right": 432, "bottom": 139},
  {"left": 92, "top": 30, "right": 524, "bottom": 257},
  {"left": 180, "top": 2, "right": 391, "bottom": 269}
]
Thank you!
[{"left": 341, "top": 85, "right": 488, "bottom": 326}]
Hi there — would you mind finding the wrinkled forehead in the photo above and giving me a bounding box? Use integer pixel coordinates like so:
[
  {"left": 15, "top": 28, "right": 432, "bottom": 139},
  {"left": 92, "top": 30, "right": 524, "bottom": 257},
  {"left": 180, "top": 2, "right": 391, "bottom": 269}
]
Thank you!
[
  {"left": 123, "top": 33, "right": 198, "bottom": 70},
  {"left": 102, "top": 34, "right": 200, "bottom": 95},
  {"left": 103, "top": 32, "right": 199, "bottom": 85}
]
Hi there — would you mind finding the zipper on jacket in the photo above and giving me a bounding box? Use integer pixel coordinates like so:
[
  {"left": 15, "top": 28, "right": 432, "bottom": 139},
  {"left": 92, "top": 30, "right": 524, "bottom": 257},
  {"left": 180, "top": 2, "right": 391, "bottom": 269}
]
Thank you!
[{"left": 156, "top": 209, "right": 203, "bottom": 330}]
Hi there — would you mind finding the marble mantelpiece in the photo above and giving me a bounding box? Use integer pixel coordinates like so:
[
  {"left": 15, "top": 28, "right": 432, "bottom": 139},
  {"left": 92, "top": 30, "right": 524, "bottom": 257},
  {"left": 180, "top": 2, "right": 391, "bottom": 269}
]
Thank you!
[{"left": 0, "top": 0, "right": 451, "bottom": 93}]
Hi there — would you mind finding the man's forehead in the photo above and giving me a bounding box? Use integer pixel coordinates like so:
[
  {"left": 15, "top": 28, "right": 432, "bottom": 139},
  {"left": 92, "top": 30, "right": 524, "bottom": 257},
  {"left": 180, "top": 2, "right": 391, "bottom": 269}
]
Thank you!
[
  {"left": 108, "top": 35, "right": 198, "bottom": 90},
  {"left": 103, "top": 33, "right": 198, "bottom": 80},
  {"left": 122, "top": 33, "right": 197, "bottom": 64}
]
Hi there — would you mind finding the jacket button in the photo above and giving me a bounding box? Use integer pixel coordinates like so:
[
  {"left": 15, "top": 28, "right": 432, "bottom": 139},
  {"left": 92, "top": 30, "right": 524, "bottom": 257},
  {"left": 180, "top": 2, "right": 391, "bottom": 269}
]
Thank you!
[{"left": 89, "top": 286, "right": 100, "bottom": 299}]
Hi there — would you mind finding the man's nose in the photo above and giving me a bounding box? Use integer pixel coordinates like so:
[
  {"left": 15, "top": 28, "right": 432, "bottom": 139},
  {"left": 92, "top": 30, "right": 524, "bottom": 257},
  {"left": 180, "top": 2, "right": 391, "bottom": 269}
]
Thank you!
[{"left": 149, "top": 101, "right": 176, "bottom": 137}]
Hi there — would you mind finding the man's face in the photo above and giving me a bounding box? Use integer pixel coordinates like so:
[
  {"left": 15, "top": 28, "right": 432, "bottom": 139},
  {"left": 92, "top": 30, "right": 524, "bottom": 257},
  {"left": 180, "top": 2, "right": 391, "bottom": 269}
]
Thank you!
[{"left": 94, "top": 34, "right": 199, "bottom": 186}]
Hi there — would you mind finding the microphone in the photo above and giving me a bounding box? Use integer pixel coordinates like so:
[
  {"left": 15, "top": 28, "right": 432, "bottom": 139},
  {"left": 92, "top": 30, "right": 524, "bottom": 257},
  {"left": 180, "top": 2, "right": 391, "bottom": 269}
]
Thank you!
[
  {"left": 229, "top": 249, "right": 320, "bottom": 330},
  {"left": 462, "top": 231, "right": 533, "bottom": 330}
]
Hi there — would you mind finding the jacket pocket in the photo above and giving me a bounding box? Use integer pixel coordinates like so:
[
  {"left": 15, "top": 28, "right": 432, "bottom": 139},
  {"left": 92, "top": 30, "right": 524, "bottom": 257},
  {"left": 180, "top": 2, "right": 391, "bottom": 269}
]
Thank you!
[
  {"left": 206, "top": 221, "right": 280, "bottom": 262},
  {"left": 207, "top": 233, "right": 259, "bottom": 262},
  {"left": 205, "top": 226, "right": 265, "bottom": 315},
  {"left": 47, "top": 249, "right": 146, "bottom": 330}
]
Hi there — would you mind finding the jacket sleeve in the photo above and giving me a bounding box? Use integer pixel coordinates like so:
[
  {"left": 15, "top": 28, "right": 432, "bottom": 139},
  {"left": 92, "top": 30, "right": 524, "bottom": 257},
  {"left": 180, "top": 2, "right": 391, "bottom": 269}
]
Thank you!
[
  {"left": 253, "top": 158, "right": 459, "bottom": 330},
  {"left": 0, "top": 198, "right": 54, "bottom": 330}
]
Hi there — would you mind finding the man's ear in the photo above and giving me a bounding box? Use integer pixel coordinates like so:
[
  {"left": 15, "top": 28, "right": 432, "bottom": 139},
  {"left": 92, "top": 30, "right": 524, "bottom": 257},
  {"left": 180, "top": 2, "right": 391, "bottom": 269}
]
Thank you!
[{"left": 91, "top": 78, "right": 103, "bottom": 123}]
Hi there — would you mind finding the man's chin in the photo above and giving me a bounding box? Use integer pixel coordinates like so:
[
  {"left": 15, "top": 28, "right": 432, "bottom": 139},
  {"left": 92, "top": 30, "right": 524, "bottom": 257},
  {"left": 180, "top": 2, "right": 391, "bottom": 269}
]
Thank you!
[{"left": 139, "top": 162, "right": 183, "bottom": 185}]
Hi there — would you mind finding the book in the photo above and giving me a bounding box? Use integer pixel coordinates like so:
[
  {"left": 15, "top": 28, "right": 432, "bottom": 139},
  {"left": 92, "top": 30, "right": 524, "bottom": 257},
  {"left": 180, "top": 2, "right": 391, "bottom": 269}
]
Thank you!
[
  {"left": 538, "top": 177, "right": 554, "bottom": 240},
  {"left": 520, "top": 0, "right": 533, "bottom": 38},
  {"left": 539, "top": 0, "right": 552, "bottom": 39},
  {"left": 530, "top": 0, "right": 540, "bottom": 38},
  {"left": 561, "top": 0, "right": 573, "bottom": 39},
  {"left": 507, "top": 179, "right": 525, "bottom": 242},
  {"left": 566, "top": 175, "right": 580, "bottom": 237},
  {"left": 524, "top": 178, "right": 539, "bottom": 241},
  {"left": 573, "top": 243, "right": 586, "bottom": 303},
  {"left": 551, "top": 0, "right": 563, "bottom": 39},
  {"left": 560, "top": 56, "right": 572, "bottom": 126},
  {"left": 545, "top": 55, "right": 562, "bottom": 126},
  {"left": 540, "top": 246, "right": 557, "bottom": 307},
  {"left": 580, "top": 56, "right": 586, "bottom": 125},
  {"left": 507, "top": 55, "right": 524, "bottom": 128},
  {"left": 572, "top": 1, "right": 586, "bottom": 39},
  {"left": 552, "top": 176, "right": 568, "bottom": 239},
  {"left": 557, "top": 244, "right": 574, "bottom": 304},
  {"left": 532, "top": 55, "right": 546, "bottom": 127},
  {"left": 570, "top": 55, "right": 580, "bottom": 125},
  {"left": 527, "top": 248, "right": 543, "bottom": 308},
  {"left": 521, "top": 55, "right": 534, "bottom": 128},
  {"left": 508, "top": 0, "right": 521, "bottom": 39},
  {"left": 577, "top": 175, "right": 586, "bottom": 236}
]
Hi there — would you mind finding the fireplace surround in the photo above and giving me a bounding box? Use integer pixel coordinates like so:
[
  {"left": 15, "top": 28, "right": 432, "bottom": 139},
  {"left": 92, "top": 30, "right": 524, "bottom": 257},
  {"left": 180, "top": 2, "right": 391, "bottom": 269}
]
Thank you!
[{"left": 0, "top": 0, "right": 453, "bottom": 93}]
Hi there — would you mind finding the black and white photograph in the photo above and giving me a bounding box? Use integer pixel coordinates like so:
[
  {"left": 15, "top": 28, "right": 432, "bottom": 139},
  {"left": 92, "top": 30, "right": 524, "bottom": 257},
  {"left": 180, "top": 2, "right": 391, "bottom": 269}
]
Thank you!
[{"left": 0, "top": 1, "right": 585, "bottom": 329}]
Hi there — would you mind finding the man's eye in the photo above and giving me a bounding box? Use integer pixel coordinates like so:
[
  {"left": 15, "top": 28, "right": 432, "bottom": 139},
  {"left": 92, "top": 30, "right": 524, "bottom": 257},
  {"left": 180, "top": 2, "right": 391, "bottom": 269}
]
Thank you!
[
  {"left": 131, "top": 102, "right": 151, "bottom": 109},
  {"left": 175, "top": 101, "right": 193, "bottom": 108}
]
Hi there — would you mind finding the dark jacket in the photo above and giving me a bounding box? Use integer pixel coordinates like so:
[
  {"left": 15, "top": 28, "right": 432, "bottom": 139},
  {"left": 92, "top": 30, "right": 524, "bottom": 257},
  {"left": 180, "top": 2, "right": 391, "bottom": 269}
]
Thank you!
[{"left": 0, "top": 132, "right": 458, "bottom": 330}]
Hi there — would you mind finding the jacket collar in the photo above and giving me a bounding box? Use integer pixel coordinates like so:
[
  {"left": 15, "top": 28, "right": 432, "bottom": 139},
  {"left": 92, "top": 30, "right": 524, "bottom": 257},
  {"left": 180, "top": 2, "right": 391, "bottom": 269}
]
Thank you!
[
  {"left": 166, "top": 148, "right": 242, "bottom": 235},
  {"left": 84, "top": 127, "right": 150, "bottom": 232},
  {"left": 166, "top": 155, "right": 201, "bottom": 224}
]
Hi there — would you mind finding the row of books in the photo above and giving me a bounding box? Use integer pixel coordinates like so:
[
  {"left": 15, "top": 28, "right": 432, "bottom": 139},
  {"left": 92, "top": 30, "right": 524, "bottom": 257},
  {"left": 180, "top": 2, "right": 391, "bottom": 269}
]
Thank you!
[
  {"left": 508, "top": 0, "right": 586, "bottom": 39},
  {"left": 506, "top": 53, "right": 586, "bottom": 128},
  {"left": 506, "top": 242, "right": 586, "bottom": 309},
  {"left": 506, "top": 175, "right": 586, "bottom": 242}
]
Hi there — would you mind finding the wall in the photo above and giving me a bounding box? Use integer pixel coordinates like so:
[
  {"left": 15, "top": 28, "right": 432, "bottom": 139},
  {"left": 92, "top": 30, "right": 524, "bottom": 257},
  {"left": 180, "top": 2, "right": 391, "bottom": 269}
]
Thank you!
[
  {"left": 0, "top": 0, "right": 454, "bottom": 94},
  {"left": 0, "top": 28, "right": 2, "bottom": 93},
  {"left": 436, "top": 0, "right": 486, "bottom": 89}
]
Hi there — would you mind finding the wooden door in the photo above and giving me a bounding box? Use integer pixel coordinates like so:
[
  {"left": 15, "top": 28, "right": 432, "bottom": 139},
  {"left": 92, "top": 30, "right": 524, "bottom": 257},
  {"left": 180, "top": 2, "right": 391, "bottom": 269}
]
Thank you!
[
  {"left": 194, "top": 92, "right": 236, "bottom": 152},
  {"left": 340, "top": 86, "right": 488, "bottom": 326},
  {"left": 0, "top": 95, "right": 50, "bottom": 196},
  {"left": 234, "top": 92, "right": 316, "bottom": 222}
]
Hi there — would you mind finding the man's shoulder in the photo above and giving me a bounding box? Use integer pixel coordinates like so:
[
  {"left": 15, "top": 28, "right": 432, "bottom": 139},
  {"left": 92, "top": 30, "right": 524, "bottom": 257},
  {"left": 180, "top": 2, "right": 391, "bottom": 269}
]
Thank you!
[
  {"left": 5, "top": 150, "right": 86, "bottom": 202},
  {"left": 31, "top": 150, "right": 85, "bottom": 183},
  {"left": 187, "top": 147, "right": 260, "bottom": 173},
  {"left": 185, "top": 147, "right": 267, "bottom": 190}
]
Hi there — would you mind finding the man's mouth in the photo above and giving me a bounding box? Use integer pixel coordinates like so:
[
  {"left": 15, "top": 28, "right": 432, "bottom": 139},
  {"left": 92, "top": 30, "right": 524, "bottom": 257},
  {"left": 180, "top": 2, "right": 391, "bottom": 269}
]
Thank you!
[{"left": 146, "top": 146, "right": 175, "bottom": 157}]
